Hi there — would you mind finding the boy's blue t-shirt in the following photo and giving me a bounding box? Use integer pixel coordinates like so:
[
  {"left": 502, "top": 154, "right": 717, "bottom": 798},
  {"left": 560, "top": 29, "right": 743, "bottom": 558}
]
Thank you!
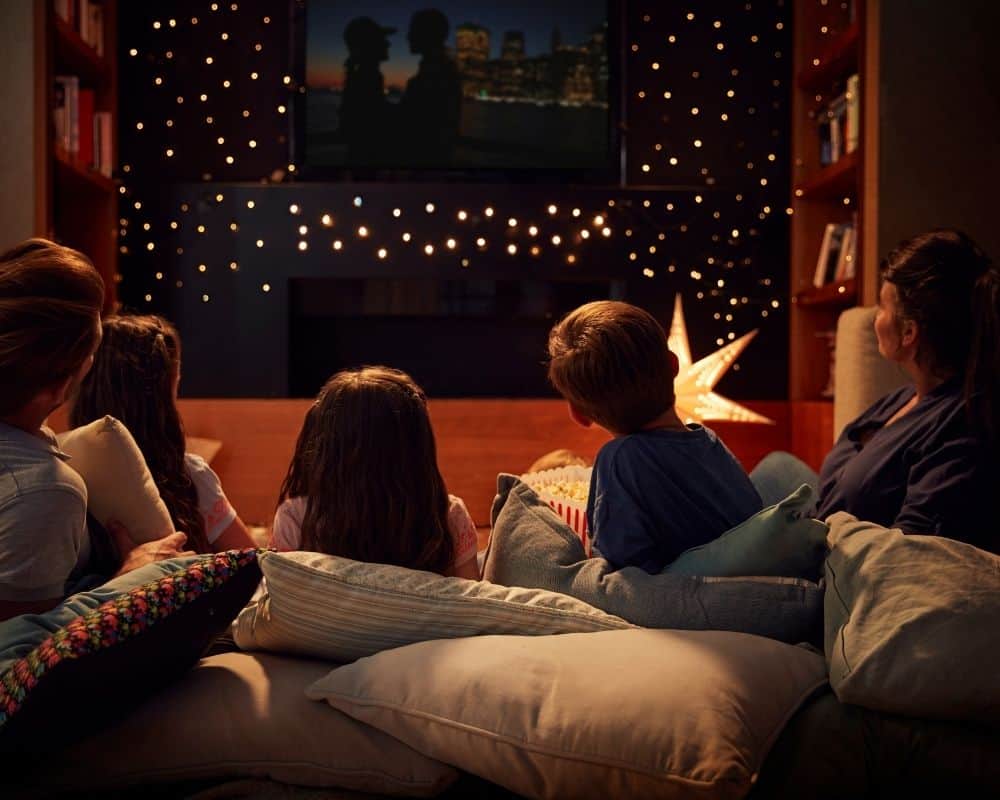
[{"left": 587, "top": 425, "right": 763, "bottom": 573}]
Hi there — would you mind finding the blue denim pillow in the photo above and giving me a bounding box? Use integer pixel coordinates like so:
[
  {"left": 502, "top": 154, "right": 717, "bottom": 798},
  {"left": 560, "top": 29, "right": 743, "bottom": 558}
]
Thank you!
[{"left": 667, "top": 484, "right": 829, "bottom": 579}]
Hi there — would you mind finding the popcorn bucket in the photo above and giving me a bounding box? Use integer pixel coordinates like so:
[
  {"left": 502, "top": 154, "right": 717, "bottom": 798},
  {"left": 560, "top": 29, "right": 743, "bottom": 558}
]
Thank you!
[{"left": 519, "top": 465, "right": 593, "bottom": 556}]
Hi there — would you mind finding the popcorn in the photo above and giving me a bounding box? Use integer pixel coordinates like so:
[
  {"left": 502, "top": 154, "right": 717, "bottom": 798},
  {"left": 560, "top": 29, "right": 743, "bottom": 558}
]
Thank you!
[
  {"left": 520, "top": 465, "right": 593, "bottom": 556},
  {"left": 542, "top": 479, "right": 589, "bottom": 503}
]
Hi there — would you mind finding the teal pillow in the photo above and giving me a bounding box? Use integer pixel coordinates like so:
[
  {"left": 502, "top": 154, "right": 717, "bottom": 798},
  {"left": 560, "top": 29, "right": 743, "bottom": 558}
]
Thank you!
[
  {"left": 666, "top": 485, "right": 828, "bottom": 578},
  {"left": 0, "top": 556, "right": 203, "bottom": 673}
]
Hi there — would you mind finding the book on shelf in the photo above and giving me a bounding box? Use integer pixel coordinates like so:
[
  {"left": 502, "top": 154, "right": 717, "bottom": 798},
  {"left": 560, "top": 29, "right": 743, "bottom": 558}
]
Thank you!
[
  {"left": 812, "top": 222, "right": 857, "bottom": 287},
  {"left": 845, "top": 74, "right": 860, "bottom": 154},
  {"left": 817, "top": 74, "right": 859, "bottom": 166},
  {"left": 813, "top": 223, "right": 846, "bottom": 287},
  {"left": 54, "top": 75, "right": 79, "bottom": 154},
  {"left": 53, "top": 76, "right": 113, "bottom": 178},
  {"left": 833, "top": 225, "right": 857, "bottom": 281},
  {"left": 94, "top": 112, "right": 113, "bottom": 178},
  {"left": 55, "top": 0, "right": 105, "bottom": 57}
]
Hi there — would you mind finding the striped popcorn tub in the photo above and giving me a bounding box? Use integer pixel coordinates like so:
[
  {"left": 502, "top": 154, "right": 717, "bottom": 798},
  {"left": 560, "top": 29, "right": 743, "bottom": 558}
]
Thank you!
[{"left": 519, "top": 465, "right": 593, "bottom": 556}]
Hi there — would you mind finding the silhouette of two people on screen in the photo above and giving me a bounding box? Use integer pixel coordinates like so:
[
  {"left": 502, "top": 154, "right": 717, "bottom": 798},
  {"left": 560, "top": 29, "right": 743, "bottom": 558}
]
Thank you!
[{"left": 339, "top": 9, "right": 461, "bottom": 168}]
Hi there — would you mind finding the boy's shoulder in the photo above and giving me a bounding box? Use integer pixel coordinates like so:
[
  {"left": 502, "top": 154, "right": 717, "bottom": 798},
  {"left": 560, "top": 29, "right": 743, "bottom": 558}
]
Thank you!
[{"left": 599, "top": 424, "right": 717, "bottom": 454}]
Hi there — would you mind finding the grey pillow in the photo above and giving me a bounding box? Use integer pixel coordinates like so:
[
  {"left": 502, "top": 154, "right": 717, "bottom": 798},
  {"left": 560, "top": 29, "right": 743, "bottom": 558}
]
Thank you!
[
  {"left": 485, "top": 475, "right": 823, "bottom": 643},
  {"left": 825, "top": 512, "right": 1000, "bottom": 724}
]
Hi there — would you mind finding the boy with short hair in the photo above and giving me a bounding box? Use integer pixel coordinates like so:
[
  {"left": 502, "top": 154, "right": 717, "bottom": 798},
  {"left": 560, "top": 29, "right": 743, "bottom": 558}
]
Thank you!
[{"left": 547, "top": 300, "right": 762, "bottom": 573}]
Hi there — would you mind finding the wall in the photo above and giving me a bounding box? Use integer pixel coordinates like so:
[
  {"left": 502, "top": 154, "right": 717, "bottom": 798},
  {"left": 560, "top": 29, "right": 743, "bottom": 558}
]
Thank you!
[
  {"left": 876, "top": 0, "right": 1000, "bottom": 261},
  {"left": 114, "top": 1, "right": 794, "bottom": 400},
  {"left": 0, "top": 1, "right": 40, "bottom": 252}
]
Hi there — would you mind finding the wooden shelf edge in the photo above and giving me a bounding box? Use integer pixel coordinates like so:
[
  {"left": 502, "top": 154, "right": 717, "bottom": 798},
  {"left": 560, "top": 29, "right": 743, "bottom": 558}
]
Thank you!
[
  {"left": 53, "top": 15, "right": 110, "bottom": 83},
  {"left": 795, "top": 150, "right": 858, "bottom": 200},
  {"left": 793, "top": 278, "right": 857, "bottom": 308},
  {"left": 54, "top": 149, "right": 116, "bottom": 193},
  {"left": 796, "top": 21, "right": 860, "bottom": 91}
]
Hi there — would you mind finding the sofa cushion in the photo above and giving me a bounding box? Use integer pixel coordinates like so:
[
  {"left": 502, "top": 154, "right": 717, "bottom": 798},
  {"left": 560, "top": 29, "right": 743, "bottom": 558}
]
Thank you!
[
  {"left": 825, "top": 512, "right": 1000, "bottom": 723},
  {"left": 307, "top": 628, "right": 828, "bottom": 800},
  {"left": 0, "top": 550, "right": 261, "bottom": 756},
  {"left": 485, "top": 475, "right": 823, "bottom": 643},
  {"left": 18, "top": 651, "right": 457, "bottom": 796},
  {"left": 57, "top": 415, "right": 174, "bottom": 543},
  {"left": 234, "top": 550, "right": 630, "bottom": 663},
  {"left": 667, "top": 484, "right": 828, "bottom": 578},
  {"left": 833, "top": 306, "right": 909, "bottom": 442}
]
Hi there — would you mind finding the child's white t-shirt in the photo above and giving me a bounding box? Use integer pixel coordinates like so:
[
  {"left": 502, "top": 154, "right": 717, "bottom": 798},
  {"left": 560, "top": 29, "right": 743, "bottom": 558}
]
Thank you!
[
  {"left": 183, "top": 453, "right": 238, "bottom": 545},
  {"left": 271, "top": 493, "right": 478, "bottom": 572}
]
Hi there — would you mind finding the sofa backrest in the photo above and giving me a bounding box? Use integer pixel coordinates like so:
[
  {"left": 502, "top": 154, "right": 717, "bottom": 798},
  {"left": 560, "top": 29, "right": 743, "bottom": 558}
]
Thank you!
[{"left": 833, "top": 306, "right": 909, "bottom": 442}]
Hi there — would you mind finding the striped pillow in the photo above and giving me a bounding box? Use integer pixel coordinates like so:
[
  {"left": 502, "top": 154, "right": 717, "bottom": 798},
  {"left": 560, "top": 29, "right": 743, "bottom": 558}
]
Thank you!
[{"left": 233, "top": 551, "right": 631, "bottom": 663}]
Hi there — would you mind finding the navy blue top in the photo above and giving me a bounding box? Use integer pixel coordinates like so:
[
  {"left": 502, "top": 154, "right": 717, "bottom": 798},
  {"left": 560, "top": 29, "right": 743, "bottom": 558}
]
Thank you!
[
  {"left": 587, "top": 425, "right": 763, "bottom": 573},
  {"left": 816, "top": 379, "right": 998, "bottom": 552}
]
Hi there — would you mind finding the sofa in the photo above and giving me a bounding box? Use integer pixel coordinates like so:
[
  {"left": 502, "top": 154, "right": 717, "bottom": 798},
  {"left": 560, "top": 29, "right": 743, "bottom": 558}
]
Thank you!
[{"left": 3, "top": 307, "right": 998, "bottom": 799}]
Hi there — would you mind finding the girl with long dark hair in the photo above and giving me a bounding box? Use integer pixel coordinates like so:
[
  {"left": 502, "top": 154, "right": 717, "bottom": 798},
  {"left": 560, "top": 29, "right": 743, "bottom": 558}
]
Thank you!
[
  {"left": 273, "top": 366, "right": 480, "bottom": 579},
  {"left": 70, "top": 314, "right": 253, "bottom": 553},
  {"left": 753, "top": 229, "right": 1000, "bottom": 552}
]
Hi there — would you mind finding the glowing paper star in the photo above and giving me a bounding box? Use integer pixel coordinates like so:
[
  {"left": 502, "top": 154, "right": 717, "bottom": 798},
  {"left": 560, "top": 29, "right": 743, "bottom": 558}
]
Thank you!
[{"left": 667, "top": 294, "right": 774, "bottom": 425}]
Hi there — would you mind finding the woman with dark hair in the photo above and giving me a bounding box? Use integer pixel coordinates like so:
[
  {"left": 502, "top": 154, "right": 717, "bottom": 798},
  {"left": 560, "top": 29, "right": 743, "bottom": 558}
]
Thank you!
[
  {"left": 69, "top": 315, "right": 254, "bottom": 553},
  {"left": 752, "top": 229, "right": 1000, "bottom": 552},
  {"left": 0, "top": 239, "right": 190, "bottom": 621},
  {"left": 272, "top": 366, "right": 480, "bottom": 579}
]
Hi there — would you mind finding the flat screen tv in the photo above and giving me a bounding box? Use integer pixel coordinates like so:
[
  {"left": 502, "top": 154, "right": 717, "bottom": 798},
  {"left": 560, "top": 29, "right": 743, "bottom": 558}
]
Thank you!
[{"left": 294, "top": 0, "right": 620, "bottom": 180}]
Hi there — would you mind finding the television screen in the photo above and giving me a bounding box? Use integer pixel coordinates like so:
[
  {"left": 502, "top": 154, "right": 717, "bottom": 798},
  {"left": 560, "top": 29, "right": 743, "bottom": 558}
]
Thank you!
[{"left": 302, "top": 0, "right": 614, "bottom": 172}]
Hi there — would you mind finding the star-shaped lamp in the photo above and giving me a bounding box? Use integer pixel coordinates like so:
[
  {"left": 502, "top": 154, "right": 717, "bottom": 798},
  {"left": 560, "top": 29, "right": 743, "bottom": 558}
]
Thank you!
[{"left": 667, "top": 294, "right": 774, "bottom": 425}]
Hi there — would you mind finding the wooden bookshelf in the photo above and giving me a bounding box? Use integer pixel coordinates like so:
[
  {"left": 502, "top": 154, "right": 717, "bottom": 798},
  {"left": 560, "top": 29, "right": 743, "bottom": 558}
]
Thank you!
[
  {"left": 36, "top": 0, "right": 118, "bottom": 312},
  {"left": 54, "top": 147, "right": 116, "bottom": 194},
  {"left": 795, "top": 150, "right": 858, "bottom": 201},
  {"left": 796, "top": 21, "right": 860, "bottom": 92},
  {"left": 793, "top": 278, "right": 857, "bottom": 308},
  {"left": 789, "top": 0, "right": 870, "bottom": 421}
]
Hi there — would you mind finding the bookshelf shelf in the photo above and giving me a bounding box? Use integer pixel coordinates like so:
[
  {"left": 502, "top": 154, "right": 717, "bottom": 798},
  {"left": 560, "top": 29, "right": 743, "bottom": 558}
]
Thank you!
[
  {"left": 796, "top": 21, "right": 860, "bottom": 92},
  {"left": 789, "top": 1, "right": 868, "bottom": 416},
  {"left": 37, "top": 0, "right": 119, "bottom": 313},
  {"left": 793, "top": 278, "right": 857, "bottom": 308},
  {"left": 796, "top": 150, "right": 858, "bottom": 201},
  {"left": 54, "top": 149, "right": 116, "bottom": 194},
  {"left": 53, "top": 15, "right": 110, "bottom": 84}
]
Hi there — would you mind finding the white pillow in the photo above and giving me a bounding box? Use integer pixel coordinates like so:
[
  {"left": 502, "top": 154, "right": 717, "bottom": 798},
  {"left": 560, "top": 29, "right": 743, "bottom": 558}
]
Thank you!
[
  {"left": 308, "top": 628, "right": 828, "bottom": 800},
  {"left": 234, "top": 550, "right": 631, "bottom": 663},
  {"left": 24, "top": 651, "right": 457, "bottom": 796},
  {"left": 825, "top": 512, "right": 1000, "bottom": 723},
  {"left": 57, "top": 416, "right": 174, "bottom": 543}
]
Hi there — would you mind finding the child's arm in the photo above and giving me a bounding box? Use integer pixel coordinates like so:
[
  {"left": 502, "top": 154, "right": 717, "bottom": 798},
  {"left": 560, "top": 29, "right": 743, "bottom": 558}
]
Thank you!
[
  {"left": 446, "top": 495, "right": 481, "bottom": 580},
  {"left": 212, "top": 516, "right": 255, "bottom": 550}
]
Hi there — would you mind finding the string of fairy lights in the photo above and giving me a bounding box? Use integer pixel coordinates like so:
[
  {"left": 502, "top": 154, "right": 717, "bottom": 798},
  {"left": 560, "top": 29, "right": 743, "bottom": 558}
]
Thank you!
[{"left": 115, "top": 1, "right": 813, "bottom": 353}]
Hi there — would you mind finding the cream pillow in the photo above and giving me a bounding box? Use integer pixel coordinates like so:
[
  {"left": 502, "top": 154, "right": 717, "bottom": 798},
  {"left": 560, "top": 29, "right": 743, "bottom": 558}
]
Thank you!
[
  {"left": 57, "top": 415, "right": 174, "bottom": 543},
  {"left": 234, "top": 550, "right": 631, "bottom": 662},
  {"left": 825, "top": 512, "right": 1000, "bottom": 723},
  {"left": 20, "top": 651, "right": 457, "bottom": 796},
  {"left": 308, "top": 629, "right": 829, "bottom": 800}
]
